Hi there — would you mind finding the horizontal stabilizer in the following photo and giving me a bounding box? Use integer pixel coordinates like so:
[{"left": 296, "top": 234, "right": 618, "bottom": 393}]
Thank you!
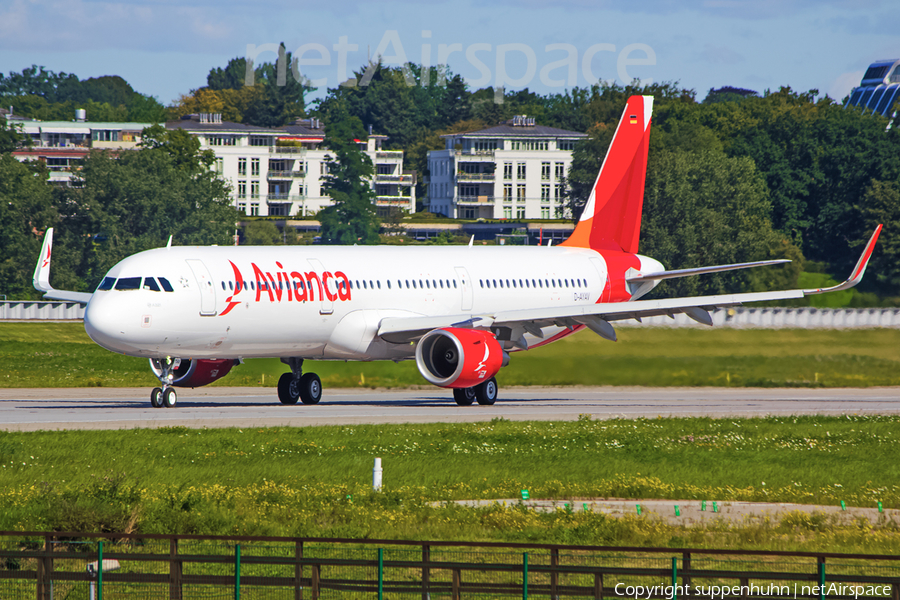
[{"left": 626, "top": 259, "right": 791, "bottom": 283}]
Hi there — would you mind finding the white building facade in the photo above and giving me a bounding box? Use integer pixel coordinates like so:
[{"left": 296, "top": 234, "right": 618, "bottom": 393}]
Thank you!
[
  {"left": 11, "top": 110, "right": 150, "bottom": 186},
  {"left": 427, "top": 116, "right": 586, "bottom": 219},
  {"left": 167, "top": 115, "right": 415, "bottom": 218}
]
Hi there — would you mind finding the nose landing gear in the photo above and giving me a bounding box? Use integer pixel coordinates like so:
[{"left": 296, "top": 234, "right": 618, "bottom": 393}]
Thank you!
[
  {"left": 278, "top": 357, "right": 322, "bottom": 405},
  {"left": 150, "top": 357, "right": 179, "bottom": 408}
]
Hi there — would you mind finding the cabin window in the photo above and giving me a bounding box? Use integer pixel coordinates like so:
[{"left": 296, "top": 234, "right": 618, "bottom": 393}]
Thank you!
[
  {"left": 453, "top": 280, "right": 457, "bottom": 288},
  {"left": 405, "top": 280, "right": 410, "bottom": 288},
  {"left": 387, "top": 280, "right": 391, "bottom": 289},
  {"left": 377, "top": 280, "right": 381, "bottom": 289},
  {"left": 370, "top": 280, "right": 374, "bottom": 289}
]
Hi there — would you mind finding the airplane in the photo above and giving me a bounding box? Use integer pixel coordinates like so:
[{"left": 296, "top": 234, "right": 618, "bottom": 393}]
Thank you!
[{"left": 33, "top": 95, "right": 883, "bottom": 409}]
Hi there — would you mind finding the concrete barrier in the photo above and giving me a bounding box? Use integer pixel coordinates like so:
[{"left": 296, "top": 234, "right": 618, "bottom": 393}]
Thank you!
[
  {"left": 618, "top": 307, "right": 900, "bottom": 329},
  {"left": 0, "top": 300, "right": 85, "bottom": 320}
]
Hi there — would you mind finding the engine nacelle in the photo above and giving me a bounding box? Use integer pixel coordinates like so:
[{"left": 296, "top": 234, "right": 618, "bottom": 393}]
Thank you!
[
  {"left": 415, "top": 328, "right": 505, "bottom": 388},
  {"left": 149, "top": 358, "right": 237, "bottom": 388}
]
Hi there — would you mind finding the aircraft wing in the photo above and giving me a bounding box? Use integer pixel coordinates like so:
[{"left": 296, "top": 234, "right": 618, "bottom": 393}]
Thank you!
[
  {"left": 32, "top": 228, "right": 93, "bottom": 305},
  {"left": 377, "top": 226, "right": 882, "bottom": 345}
]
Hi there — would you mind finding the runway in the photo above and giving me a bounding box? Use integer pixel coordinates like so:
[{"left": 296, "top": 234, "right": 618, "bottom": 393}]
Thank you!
[{"left": 1, "top": 386, "right": 900, "bottom": 431}]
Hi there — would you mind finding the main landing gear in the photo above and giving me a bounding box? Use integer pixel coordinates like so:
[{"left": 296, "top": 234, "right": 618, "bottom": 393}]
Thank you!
[
  {"left": 452, "top": 377, "right": 498, "bottom": 406},
  {"left": 151, "top": 357, "right": 179, "bottom": 408},
  {"left": 278, "top": 357, "right": 322, "bottom": 405}
]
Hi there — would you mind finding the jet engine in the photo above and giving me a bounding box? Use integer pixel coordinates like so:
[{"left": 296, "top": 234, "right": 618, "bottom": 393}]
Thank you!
[
  {"left": 415, "top": 328, "right": 506, "bottom": 388},
  {"left": 149, "top": 358, "right": 237, "bottom": 388}
]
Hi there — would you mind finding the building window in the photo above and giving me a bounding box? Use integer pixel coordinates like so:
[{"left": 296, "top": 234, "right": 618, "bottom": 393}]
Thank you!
[
  {"left": 238, "top": 181, "right": 247, "bottom": 198},
  {"left": 559, "top": 140, "right": 575, "bottom": 151},
  {"left": 238, "top": 158, "right": 247, "bottom": 176},
  {"left": 541, "top": 206, "right": 550, "bottom": 219},
  {"left": 503, "top": 206, "right": 512, "bottom": 219},
  {"left": 503, "top": 184, "right": 512, "bottom": 200},
  {"left": 555, "top": 183, "right": 565, "bottom": 199},
  {"left": 503, "top": 162, "right": 512, "bottom": 180},
  {"left": 517, "top": 185, "right": 526, "bottom": 202},
  {"left": 251, "top": 158, "right": 260, "bottom": 176},
  {"left": 541, "top": 162, "right": 550, "bottom": 180},
  {"left": 470, "top": 140, "right": 497, "bottom": 151},
  {"left": 459, "top": 185, "right": 478, "bottom": 197},
  {"left": 238, "top": 202, "right": 247, "bottom": 213},
  {"left": 517, "top": 162, "right": 526, "bottom": 179},
  {"left": 208, "top": 136, "right": 235, "bottom": 146},
  {"left": 541, "top": 184, "right": 551, "bottom": 201},
  {"left": 377, "top": 164, "right": 394, "bottom": 175},
  {"left": 214, "top": 157, "right": 224, "bottom": 174},
  {"left": 555, "top": 162, "right": 565, "bottom": 180},
  {"left": 517, "top": 207, "right": 525, "bottom": 219},
  {"left": 250, "top": 136, "right": 269, "bottom": 146},
  {"left": 250, "top": 203, "right": 259, "bottom": 216},
  {"left": 251, "top": 182, "right": 260, "bottom": 199},
  {"left": 92, "top": 130, "right": 119, "bottom": 142}
]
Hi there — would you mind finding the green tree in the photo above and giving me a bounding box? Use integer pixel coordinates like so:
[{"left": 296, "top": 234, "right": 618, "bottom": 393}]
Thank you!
[
  {"left": 0, "top": 115, "right": 29, "bottom": 153},
  {"left": 857, "top": 179, "right": 900, "bottom": 293},
  {"left": 243, "top": 220, "right": 283, "bottom": 245},
  {"left": 317, "top": 105, "right": 379, "bottom": 244},
  {"left": 0, "top": 155, "right": 57, "bottom": 299},
  {"left": 55, "top": 139, "right": 237, "bottom": 289},
  {"left": 640, "top": 149, "right": 800, "bottom": 297}
]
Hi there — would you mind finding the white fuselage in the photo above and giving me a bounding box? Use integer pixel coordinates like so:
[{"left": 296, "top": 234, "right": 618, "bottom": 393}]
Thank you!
[{"left": 84, "top": 245, "right": 663, "bottom": 361}]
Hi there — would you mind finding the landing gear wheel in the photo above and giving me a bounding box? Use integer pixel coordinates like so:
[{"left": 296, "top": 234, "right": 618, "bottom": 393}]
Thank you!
[
  {"left": 453, "top": 387, "right": 476, "bottom": 406},
  {"left": 298, "top": 373, "right": 322, "bottom": 405},
  {"left": 277, "top": 372, "right": 300, "bottom": 405},
  {"left": 475, "top": 377, "right": 498, "bottom": 406},
  {"left": 150, "top": 387, "right": 163, "bottom": 408},
  {"left": 162, "top": 387, "right": 177, "bottom": 408}
]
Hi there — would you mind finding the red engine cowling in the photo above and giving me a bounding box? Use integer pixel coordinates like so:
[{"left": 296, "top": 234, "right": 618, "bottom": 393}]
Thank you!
[
  {"left": 415, "top": 328, "right": 505, "bottom": 388},
  {"left": 149, "top": 358, "right": 237, "bottom": 388}
]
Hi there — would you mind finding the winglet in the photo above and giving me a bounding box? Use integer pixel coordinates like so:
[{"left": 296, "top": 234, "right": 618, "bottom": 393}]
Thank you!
[
  {"left": 32, "top": 228, "right": 93, "bottom": 304},
  {"left": 804, "top": 225, "right": 883, "bottom": 295},
  {"left": 166, "top": 235, "right": 173, "bottom": 249},
  {"left": 33, "top": 227, "right": 54, "bottom": 293}
]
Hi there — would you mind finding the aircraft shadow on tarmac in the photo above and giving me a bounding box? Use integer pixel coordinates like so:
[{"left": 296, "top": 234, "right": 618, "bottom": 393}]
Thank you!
[{"left": 22, "top": 394, "right": 569, "bottom": 410}]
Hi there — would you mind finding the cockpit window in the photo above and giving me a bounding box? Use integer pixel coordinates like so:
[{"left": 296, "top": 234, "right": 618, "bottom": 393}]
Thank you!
[
  {"left": 143, "top": 278, "right": 161, "bottom": 292},
  {"left": 158, "top": 277, "right": 174, "bottom": 292},
  {"left": 114, "top": 277, "right": 141, "bottom": 290},
  {"left": 97, "top": 277, "right": 115, "bottom": 291}
]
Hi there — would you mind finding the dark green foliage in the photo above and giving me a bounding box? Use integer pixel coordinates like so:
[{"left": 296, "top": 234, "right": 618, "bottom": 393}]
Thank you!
[
  {"left": 0, "top": 155, "right": 56, "bottom": 299},
  {"left": 0, "top": 64, "right": 167, "bottom": 123},
  {"left": 0, "top": 115, "right": 28, "bottom": 153},
  {"left": 317, "top": 103, "right": 380, "bottom": 244}
]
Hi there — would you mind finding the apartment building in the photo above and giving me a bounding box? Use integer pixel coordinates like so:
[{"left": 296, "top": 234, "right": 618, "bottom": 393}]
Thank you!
[
  {"left": 167, "top": 114, "right": 416, "bottom": 217},
  {"left": 845, "top": 59, "right": 900, "bottom": 117},
  {"left": 10, "top": 109, "right": 149, "bottom": 185},
  {"left": 427, "top": 116, "right": 586, "bottom": 219}
]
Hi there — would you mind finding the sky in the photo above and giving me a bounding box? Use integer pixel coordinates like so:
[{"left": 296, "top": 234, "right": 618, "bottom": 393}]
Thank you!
[{"left": 0, "top": 0, "right": 898, "bottom": 107}]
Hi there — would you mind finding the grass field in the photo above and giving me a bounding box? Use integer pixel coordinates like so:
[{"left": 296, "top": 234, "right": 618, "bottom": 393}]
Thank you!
[
  {"left": 2, "top": 322, "right": 900, "bottom": 388},
  {"left": 1, "top": 416, "right": 898, "bottom": 552}
]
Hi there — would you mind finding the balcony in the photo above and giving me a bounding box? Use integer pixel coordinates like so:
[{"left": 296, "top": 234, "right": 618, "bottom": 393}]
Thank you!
[
  {"left": 375, "top": 173, "right": 415, "bottom": 184},
  {"left": 454, "top": 149, "right": 495, "bottom": 158},
  {"left": 265, "top": 194, "right": 306, "bottom": 203},
  {"left": 456, "top": 172, "right": 495, "bottom": 182},
  {"left": 375, "top": 195, "right": 413, "bottom": 206},
  {"left": 270, "top": 146, "right": 308, "bottom": 155},
  {"left": 267, "top": 170, "right": 306, "bottom": 180},
  {"left": 376, "top": 151, "right": 403, "bottom": 159},
  {"left": 455, "top": 195, "right": 495, "bottom": 205}
]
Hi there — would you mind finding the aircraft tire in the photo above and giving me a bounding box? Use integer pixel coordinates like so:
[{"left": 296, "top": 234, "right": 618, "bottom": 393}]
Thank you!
[
  {"left": 277, "top": 372, "right": 300, "bottom": 405},
  {"left": 162, "top": 387, "right": 177, "bottom": 408},
  {"left": 298, "top": 373, "right": 322, "bottom": 405},
  {"left": 453, "top": 387, "right": 476, "bottom": 406},
  {"left": 475, "top": 378, "right": 498, "bottom": 406},
  {"left": 150, "top": 387, "right": 163, "bottom": 408}
]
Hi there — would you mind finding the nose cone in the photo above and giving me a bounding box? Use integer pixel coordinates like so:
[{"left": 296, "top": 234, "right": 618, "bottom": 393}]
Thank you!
[{"left": 84, "top": 293, "right": 140, "bottom": 355}]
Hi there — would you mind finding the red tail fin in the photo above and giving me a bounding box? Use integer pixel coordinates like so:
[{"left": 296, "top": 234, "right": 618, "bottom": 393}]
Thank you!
[{"left": 561, "top": 95, "right": 653, "bottom": 253}]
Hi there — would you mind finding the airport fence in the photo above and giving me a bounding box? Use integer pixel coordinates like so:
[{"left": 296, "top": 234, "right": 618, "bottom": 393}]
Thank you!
[{"left": 2, "top": 531, "right": 900, "bottom": 600}]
